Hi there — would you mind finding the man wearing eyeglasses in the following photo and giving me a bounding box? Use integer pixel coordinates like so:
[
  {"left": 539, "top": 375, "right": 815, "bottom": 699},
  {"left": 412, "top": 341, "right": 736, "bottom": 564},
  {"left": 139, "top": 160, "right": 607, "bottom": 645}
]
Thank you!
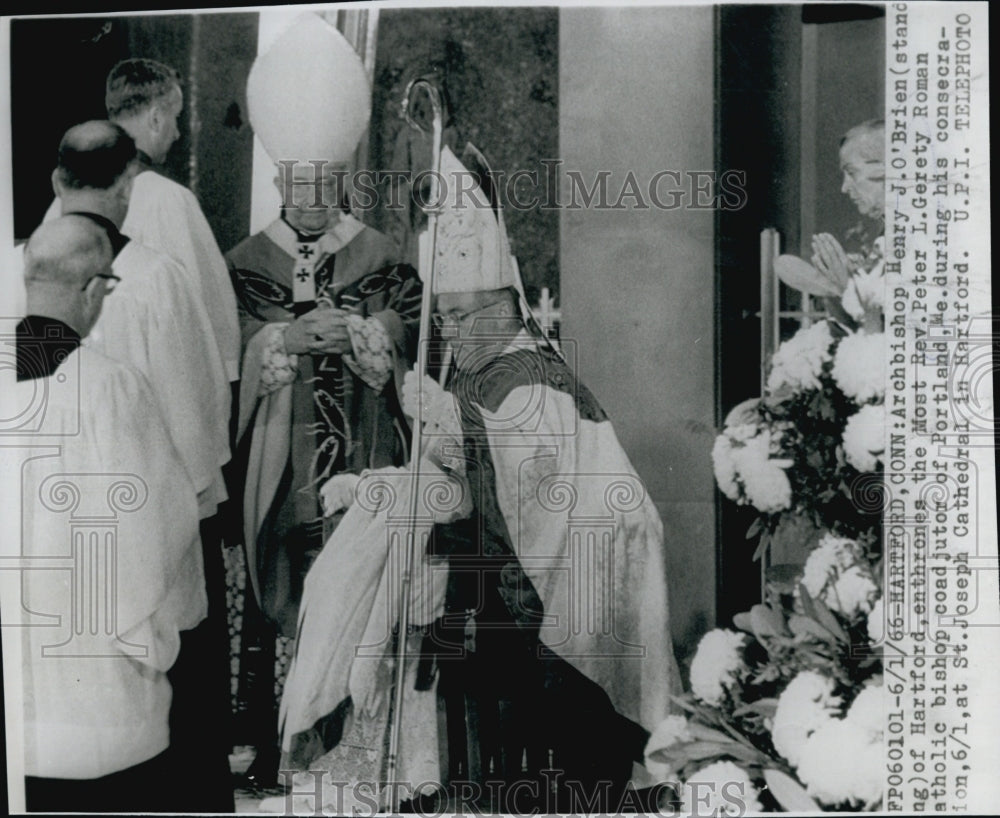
[
  {"left": 15, "top": 217, "right": 117, "bottom": 381},
  {"left": 49, "top": 119, "right": 235, "bottom": 810},
  {"left": 396, "top": 145, "right": 681, "bottom": 812},
  {"left": 13, "top": 216, "right": 207, "bottom": 812}
]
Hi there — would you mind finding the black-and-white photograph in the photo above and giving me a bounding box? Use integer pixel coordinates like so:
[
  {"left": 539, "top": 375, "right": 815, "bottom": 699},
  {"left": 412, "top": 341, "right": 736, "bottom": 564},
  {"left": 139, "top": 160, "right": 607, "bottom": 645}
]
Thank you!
[{"left": 1, "top": 2, "right": 994, "bottom": 814}]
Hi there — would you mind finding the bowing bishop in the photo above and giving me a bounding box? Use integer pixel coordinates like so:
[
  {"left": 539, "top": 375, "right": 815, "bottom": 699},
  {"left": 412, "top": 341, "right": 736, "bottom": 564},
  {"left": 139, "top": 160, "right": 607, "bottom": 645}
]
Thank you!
[{"left": 401, "top": 145, "right": 682, "bottom": 811}]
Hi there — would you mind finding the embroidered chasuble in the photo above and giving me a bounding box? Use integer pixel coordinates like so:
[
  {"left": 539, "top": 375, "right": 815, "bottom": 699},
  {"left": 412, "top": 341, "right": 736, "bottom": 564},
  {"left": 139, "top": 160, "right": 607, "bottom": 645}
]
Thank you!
[{"left": 227, "top": 215, "right": 421, "bottom": 637}]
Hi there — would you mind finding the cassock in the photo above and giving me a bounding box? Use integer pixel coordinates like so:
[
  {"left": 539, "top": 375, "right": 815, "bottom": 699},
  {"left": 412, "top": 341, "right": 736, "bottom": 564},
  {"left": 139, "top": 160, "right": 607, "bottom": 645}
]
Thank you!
[
  {"left": 84, "top": 231, "right": 230, "bottom": 518},
  {"left": 10, "top": 319, "right": 206, "bottom": 807},
  {"left": 227, "top": 213, "right": 421, "bottom": 636}
]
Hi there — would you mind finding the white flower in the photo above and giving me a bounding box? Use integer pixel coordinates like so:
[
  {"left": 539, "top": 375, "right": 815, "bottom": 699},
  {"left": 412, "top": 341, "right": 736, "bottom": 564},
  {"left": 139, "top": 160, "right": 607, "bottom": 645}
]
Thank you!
[
  {"left": 797, "top": 719, "right": 883, "bottom": 806},
  {"left": 689, "top": 629, "right": 748, "bottom": 705},
  {"left": 842, "top": 261, "right": 886, "bottom": 323},
  {"left": 766, "top": 320, "right": 835, "bottom": 394},
  {"left": 830, "top": 565, "right": 879, "bottom": 617},
  {"left": 771, "top": 671, "right": 843, "bottom": 767},
  {"left": 801, "top": 534, "right": 861, "bottom": 598},
  {"left": 846, "top": 683, "right": 883, "bottom": 740},
  {"left": 866, "top": 597, "right": 884, "bottom": 643},
  {"left": 680, "top": 761, "right": 763, "bottom": 816},
  {"left": 740, "top": 458, "right": 793, "bottom": 513},
  {"left": 843, "top": 403, "right": 885, "bottom": 472},
  {"left": 799, "top": 534, "right": 876, "bottom": 617},
  {"left": 644, "top": 715, "right": 693, "bottom": 782},
  {"left": 730, "top": 429, "right": 793, "bottom": 513},
  {"left": 712, "top": 433, "right": 742, "bottom": 501},
  {"left": 713, "top": 424, "right": 792, "bottom": 512},
  {"left": 647, "top": 714, "right": 693, "bottom": 752},
  {"left": 832, "top": 331, "right": 885, "bottom": 403}
]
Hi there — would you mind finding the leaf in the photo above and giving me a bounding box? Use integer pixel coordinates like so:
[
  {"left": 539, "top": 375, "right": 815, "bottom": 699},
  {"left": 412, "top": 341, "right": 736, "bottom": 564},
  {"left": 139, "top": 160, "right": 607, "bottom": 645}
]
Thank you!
[
  {"left": 797, "top": 584, "right": 841, "bottom": 641},
  {"left": 809, "top": 593, "right": 851, "bottom": 643},
  {"left": 647, "top": 745, "right": 689, "bottom": 765},
  {"left": 732, "top": 611, "right": 754, "bottom": 634},
  {"left": 764, "top": 563, "right": 804, "bottom": 596},
  {"left": 745, "top": 517, "right": 764, "bottom": 540},
  {"left": 763, "top": 768, "right": 822, "bottom": 812},
  {"left": 769, "top": 513, "right": 824, "bottom": 566},
  {"left": 687, "top": 723, "right": 738, "bottom": 744},
  {"left": 667, "top": 740, "right": 738, "bottom": 763},
  {"left": 733, "top": 698, "right": 779, "bottom": 720},
  {"left": 750, "top": 604, "right": 789, "bottom": 639},
  {"left": 799, "top": 585, "right": 851, "bottom": 643},
  {"left": 788, "top": 613, "right": 836, "bottom": 643},
  {"left": 670, "top": 695, "right": 701, "bottom": 714},
  {"left": 676, "top": 741, "right": 769, "bottom": 767},
  {"left": 752, "top": 530, "right": 771, "bottom": 562},
  {"left": 774, "top": 254, "right": 844, "bottom": 297}
]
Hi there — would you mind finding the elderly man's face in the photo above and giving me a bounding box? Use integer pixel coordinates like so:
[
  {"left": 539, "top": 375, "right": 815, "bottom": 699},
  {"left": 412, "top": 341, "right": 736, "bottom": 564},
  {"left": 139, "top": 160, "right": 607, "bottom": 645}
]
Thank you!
[
  {"left": 434, "top": 290, "right": 519, "bottom": 371},
  {"left": 149, "top": 85, "right": 183, "bottom": 164},
  {"left": 278, "top": 165, "right": 347, "bottom": 234},
  {"left": 839, "top": 136, "right": 885, "bottom": 220}
]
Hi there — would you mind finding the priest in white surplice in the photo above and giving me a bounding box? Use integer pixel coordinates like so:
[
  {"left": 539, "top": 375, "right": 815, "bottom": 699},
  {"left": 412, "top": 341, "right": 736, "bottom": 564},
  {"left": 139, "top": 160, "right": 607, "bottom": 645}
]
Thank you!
[
  {"left": 105, "top": 58, "right": 240, "bottom": 383},
  {"left": 11, "top": 216, "right": 206, "bottom": 813},
  {"left": 51, "top": 120, "right": 230, "bottom": 520},
  {"left": 44, "top": 59, "right": 239, "bottom": 386},
  {"left": 46, "top": 119, "right": 235, "bottom": 811}
]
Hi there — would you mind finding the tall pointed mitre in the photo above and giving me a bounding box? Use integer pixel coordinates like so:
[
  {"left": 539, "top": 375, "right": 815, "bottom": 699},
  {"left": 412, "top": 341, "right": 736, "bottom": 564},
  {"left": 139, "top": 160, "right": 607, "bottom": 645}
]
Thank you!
[
  {"left": 432, "top": 144, "right": 520, "bottom": 295},
  {"left": 246, "top": 13, "right": 371, "bottom": 165}
]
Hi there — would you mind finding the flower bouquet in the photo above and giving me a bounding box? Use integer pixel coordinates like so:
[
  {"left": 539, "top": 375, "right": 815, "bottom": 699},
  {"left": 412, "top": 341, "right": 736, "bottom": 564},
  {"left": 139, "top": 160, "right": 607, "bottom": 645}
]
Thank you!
[
  {"left": 652, "top": 232, "right": 890, "bottom": 812},
  {"left": 712, "top": 234, "right": 888, "bottom": 554},
  {"left": 646, "top": 533, "right": 884, "bottom": 812}
]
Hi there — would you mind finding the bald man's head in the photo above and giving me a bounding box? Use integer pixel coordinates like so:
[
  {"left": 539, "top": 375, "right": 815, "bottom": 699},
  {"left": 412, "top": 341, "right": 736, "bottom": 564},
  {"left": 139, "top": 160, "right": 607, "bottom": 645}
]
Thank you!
[
  {"left": 52, "top": 121, "right": 138, "bottom": 228},
  {"left": 25, "top": 216, "right": 112, "bottom": 288},
  {"left": 55, "top": 120, "right": 137, "bottom": 191},
  {"left": 24, "top": 216, "right": 116, "bottom": 337}
]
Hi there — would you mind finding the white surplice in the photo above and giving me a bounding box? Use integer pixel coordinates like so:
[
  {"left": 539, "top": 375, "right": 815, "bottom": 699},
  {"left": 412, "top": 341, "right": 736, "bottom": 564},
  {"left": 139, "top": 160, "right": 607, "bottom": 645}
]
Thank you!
[
  {"left": 44, "top": 169, "right": 241, "bottom": 383},
  {"left": 277, "top": 462, "right": 461, "bottom": 793},
  {"left": 85, "top": 240, "right": 232, "bottom": 518},
  {"left": 10, "top": 346, "right": 207, "bottom": 779},
  {"left": 121, "top": 171, "right": 240, "bottom": 381}
]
